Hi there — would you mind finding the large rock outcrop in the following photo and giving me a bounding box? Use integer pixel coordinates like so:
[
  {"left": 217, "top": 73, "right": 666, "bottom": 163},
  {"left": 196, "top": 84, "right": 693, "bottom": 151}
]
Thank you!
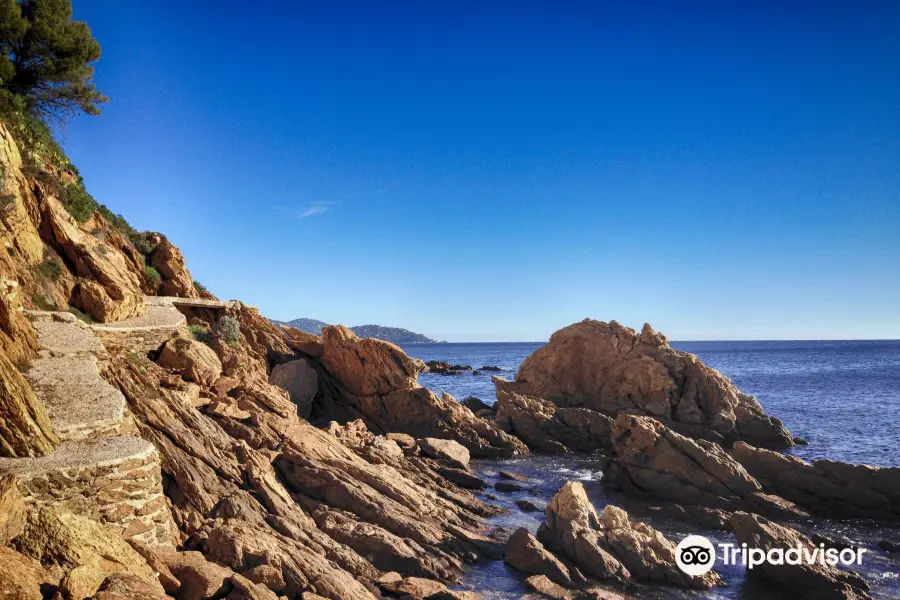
[
  {"left": 148, "top": 234, "right": 199, "bottom": 298},
  {"left": 609, "top": 414, "right": 804, "bottom": 518},
  {"left": 504, "top": 319, "right": 796, "bottom": 449},
  {"left": 733, "top": 442, "right": 900, "bottom": 520},
  {"left": 541, "top": 482, "right": 719, "bottom": 590},
  {"left": 494, "top": 382, "right": 613, "bottom": 454},
  {"left": 729, "top": 512, "right": 871, "bottom": 600},
  {"left": 0, "top": 348, "right": 58, "bottom": 457},
  {"left": 320, "top": 325, "right": 527, "bottom": 458}
]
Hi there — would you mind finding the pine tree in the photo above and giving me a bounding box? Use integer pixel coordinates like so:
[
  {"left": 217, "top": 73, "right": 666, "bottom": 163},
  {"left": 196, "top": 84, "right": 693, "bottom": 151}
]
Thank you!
[{"left": 0, "top": 0, "right": 106, "bottom": 120}]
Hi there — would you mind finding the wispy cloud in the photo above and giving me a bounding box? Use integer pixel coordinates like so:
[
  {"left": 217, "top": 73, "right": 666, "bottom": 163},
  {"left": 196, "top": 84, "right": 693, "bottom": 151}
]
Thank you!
[{"left": 298, "top": 201, "right": 336, "bottom": 218}]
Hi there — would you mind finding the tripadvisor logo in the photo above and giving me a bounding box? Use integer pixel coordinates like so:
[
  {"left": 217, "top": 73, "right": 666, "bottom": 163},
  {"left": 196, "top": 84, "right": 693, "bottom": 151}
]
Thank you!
[{"left": 675, "top": 534, "right": 867, "bottom": 575}]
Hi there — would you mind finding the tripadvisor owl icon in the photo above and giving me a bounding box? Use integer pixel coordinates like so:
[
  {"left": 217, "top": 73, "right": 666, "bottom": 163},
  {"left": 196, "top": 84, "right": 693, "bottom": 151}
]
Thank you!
[{"left": 675, "top": 535, "right": 716, "bottom": 576}]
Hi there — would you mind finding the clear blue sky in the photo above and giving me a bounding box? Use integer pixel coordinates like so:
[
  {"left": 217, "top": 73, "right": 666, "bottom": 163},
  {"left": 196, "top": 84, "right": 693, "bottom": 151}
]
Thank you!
[{"left": 61, "top": 1, "right": 899, "bottom": 342}]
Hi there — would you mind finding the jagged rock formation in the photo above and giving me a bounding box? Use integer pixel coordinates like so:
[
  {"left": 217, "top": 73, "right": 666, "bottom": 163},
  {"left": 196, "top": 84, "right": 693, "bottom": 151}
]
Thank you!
[
  {"left": 729, "top": 512, "right": 871, "bottom": 600},
  {"left": 733, "top": 442, "right": 900, "bottom": 520},
  {"left": 494, "top": 381, "right": 613, "bottom": 454},
  {"left": 318, "top": 325, "right": 527, "bottom": 458},
  {"left": 0, "top": 348, "right": 58, "bottom": 457},
  {"left": 147, "top": 234, "right": 199, "bottom": 298},
  {"left": 501, "top": 319, "right": 796, "bottom": 449},
  {"left": 504, "top": 481, "right": 718, "bottom": 593},
  {"left": 609, "top": 414, "right": 806, "bottom": 519}
]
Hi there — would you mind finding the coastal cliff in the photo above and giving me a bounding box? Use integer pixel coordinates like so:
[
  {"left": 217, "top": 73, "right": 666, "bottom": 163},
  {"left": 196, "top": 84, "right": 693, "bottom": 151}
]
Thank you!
[{"left": 0, "top": 114, "right": 895, "bottom": 600}]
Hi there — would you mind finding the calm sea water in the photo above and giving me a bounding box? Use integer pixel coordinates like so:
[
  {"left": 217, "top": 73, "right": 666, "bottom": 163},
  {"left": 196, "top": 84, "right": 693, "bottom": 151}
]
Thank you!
[{"left": 401, "top": 340, "right": 900, "bottom": 599}]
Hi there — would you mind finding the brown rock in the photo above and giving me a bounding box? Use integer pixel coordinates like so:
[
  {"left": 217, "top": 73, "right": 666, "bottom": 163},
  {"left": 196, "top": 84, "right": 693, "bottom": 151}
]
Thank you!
[
  {"left": 733, "top": 442, "right": 900, "bottom": 520},
  {"left": 269, "top": 358, "right": 318, "bottom": 419},
  {"left": 0, "top": 348, "right": 58, "bottom": 457},
  {"left": 13, "top": 507, "right": 164, "bottom": 595},
  {"left": 241, "top": 564, "right": 286, "bottom": 591},
  {"left": 418, "top": 437, "right": 471, "bottom": 469},
  {"left": 543, "top": 482, "right": 718, "bottom": 589},
  {"left": 508, "top": 319, "right": 795, "bottom": 448},
  {"left": 524, "top": 574, "right": 570, "bottom": 599},
  {"left": 160, "top": 550, "right": 234, "bottom": 600},
  {"left": 319, "top": 326, "right": 527, "bottom": 458},
  {"left": 91, "top": 573, "right": 172, "bottom": 600},
  {"left": 729, "top": 512, "right": 871, "bottom": 600},
  {"left": 610, "top": 414, "right": 806, "bottom": 518},
  {"left": 279, "top": 326, "right": 324, "bottom": 358},
  {"left": 0, "top": 546, "right": 61, "bottom": 600},
  {"left": 378, "top": 576, "right": 446, "bottom": 598},
  {"left": 504, "top": 528, "right": 572, "bottom": 586},
  {"left": 41, "top": 198, "right": 145, "bottom": 323},
  {"left": 0, "top": 474, "right": 25, "bottom": 544},
  {"left": 149, "top": 235, "right": 199, "bottom": 298},
  {"left": 228, "top": 573, "right": 281, "bottom": 600},
  {"left": 158, "top": 337, "right": 223, "bottom": 385},
  {"left": 127, "top": 540, "right": 181, "bottom": 594},
  {"left": 386, "top": 432, "right": 416, "bottom": 450},
  {"left": 0, "top": 276, "right": 38, "bottom": 364},
  {"left": 493, "top": 386, "right": 613, "bottom": 454},
  {"left": 60, "top": 562, "right": 106, "bottom": 599},
  {"left": 322, "top": 325, "right": 424, "bottom": 396}
]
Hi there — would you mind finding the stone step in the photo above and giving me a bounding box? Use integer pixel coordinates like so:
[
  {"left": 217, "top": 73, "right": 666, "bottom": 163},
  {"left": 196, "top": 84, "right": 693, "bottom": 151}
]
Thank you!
[
  {"left": 0, "top": 436, "right": 178, "bottom": 547},
  {"left": 24, "top": 357, "right": 125, "bottom": 441},
  {"left": 25, "top": 310, "right": 108, "bottom": 359}
]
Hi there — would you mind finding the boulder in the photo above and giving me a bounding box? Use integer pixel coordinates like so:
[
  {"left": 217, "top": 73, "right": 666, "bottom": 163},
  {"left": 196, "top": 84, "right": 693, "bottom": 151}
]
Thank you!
[
  {"left": 269, "top": 358, "right": 318, "bottom": 418},
  {"left": 493, "top": 385, "right": 613, "bottom": 454},
  {"left": 148, "top": 235, "right": 198, "bottom": 298},
  {"left": 507, "top": 319, "right": 795, "bottom": 448},
  {"left": 279, "top": 325, "right": 324, "bottom": 357},
  {"left": 461, "top": 395, "right": 492, "bottom": 413},
  {"left": 378, "top": 576, "right": 446, "bottom": 598},
  {"left": 91, "top": 573, "right": 172, "bottom": 600},
  {"left": 543, "top": 481, "right": 718, "bottom": 590},
  {"left": 159, "top": 550, "right": 234, "bottom": 600},
  {"left": 158, "top": 337, "right": 223, "bottom": 386},
  {"left": 733, "top": 442, "right": 900, "bottom": 520},
  {"left": 0, "top": 350, "right": 58, "bottom": 457},
  {"left": 13, "top": 507, "right": 164, "bottom": 595},
  {"left": 42, "top": 198, "right": 145, "bottom": 323},
  {"left": 318, "top": 326, "right": 527, "bottom": 458},
  {"left": 0, "top": 546, "right": 61, "bottom": 600},
  {"left": 610, "top": 414, "right": 806, "bottom": 518},
  {"left": 524, "top": 574, "right": 570, "bottom": 599},
  {"left": 322, "top": 325, "right": 424, "bottom": 396},
  {"left": 729, "top": 512, "right": 871, "bottom": 600},
  {"left": 504, "top": 528, "right": 573, "bottom": 586},
  {"left": 418, "top": 437, "right": 471, "bottom": 469},
  {"left": 0, "top": 475, "right": 26, "bottom": 544}
]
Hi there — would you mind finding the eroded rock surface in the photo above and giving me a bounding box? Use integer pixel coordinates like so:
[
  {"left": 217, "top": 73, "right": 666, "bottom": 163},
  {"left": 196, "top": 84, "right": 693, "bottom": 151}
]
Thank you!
[
  {"left": 494, "top": 383, "right": 613, "bottom": 454},
  {"left": 733, "top": 442, "right": 900, "bottom": 520},
  {"left": 319, "top": 325, "right": 527, "bottom": 458},
  {"left": 505, "top": 319, "right": 796, "bottom": 449},
  {"left": 610, "top": 414, "right": 805, "bottom": 519},
  {"left": 542, "top": 481, "right": 719, "bottom": 590},
  {"left": 729, "top": 512, "right": 871, "bottom": 600}
]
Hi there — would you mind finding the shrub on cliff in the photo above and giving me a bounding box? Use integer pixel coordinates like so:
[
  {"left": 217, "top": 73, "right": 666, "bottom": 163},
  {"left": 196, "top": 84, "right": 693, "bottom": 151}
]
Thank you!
[
  {"left": 215, "top": 316, "right": 241, "bottom": 346},
  {"left": 0, "top": 0, "right": 107, "bottom": 120}
]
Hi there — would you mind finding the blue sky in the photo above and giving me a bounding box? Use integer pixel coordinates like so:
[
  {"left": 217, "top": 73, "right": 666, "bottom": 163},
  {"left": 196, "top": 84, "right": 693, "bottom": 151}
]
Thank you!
[{"left": 61, "top": 1, "right": 899, "bottom": 341}]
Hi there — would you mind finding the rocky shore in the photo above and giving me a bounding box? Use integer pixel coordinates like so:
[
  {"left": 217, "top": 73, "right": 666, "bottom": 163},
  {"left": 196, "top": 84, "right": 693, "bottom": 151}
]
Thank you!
[{"left": 1, "top": 116, "right": 898, "bottom": 600}]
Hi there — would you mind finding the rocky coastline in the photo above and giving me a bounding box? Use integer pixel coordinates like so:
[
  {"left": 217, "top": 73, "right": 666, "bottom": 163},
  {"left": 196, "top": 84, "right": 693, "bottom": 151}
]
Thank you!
[{"left": 1, "top": 117, "right": 898, "bottom": 600}]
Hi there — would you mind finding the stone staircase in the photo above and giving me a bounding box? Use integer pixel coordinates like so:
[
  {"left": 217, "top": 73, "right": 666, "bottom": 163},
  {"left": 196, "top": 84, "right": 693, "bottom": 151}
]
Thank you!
[{"left": 0, "top": 308, "right": 179, "bottom": 547}]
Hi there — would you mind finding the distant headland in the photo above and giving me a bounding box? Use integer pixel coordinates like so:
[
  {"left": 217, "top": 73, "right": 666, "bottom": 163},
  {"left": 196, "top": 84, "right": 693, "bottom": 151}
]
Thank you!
[{"left": 271, "top": 317, "right": 440, "bottom": 344}]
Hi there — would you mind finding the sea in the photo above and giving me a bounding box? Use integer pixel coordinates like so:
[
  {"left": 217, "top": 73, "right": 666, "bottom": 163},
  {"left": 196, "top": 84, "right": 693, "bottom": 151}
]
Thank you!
[{"left": 400, "top": 340, "right": 900, "bottom": 599}]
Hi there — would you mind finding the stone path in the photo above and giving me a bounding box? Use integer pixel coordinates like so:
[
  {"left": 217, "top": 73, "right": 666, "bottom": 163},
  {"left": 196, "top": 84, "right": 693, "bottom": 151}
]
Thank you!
[
  {"left": 1, "top": 304, "right": 179, "bottom": 546},
  {"left": 90, "top": 302, "right": 186, "bottom": 332}
]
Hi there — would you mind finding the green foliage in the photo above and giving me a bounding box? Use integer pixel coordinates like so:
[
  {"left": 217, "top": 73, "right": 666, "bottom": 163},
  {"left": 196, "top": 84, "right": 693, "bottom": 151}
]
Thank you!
[
  {"left": 215, "top": 315, "right": 241, "bottom": 345},
  {"left": 188, "top": 323, "right": 212, "bottom": 344},
  {"left": 192, "top": 280, "right": 208, "bottom": 295},
  {"left": 130, "top": 231, "right": 158, "bottom": 256},
  {"left": 0, "top": 0, "right": 107, "bottom": 120},
  {"left": 0, "top": 165, "right": 15, "bottom": 210},
  {"left": 58, "top": 178, "right": 96, "bottom": 222},
  {"left": 31, "top": 293, "right": 55, "bottom": 310},
  {"left": 144, "top": 264, "right": 160, "bottom": 282},
  {"left": 35, "top": 257, "right": 61, "bottom": 281},
  {"left": 67, "top": 305, "right": 92, "bottom": 323}
]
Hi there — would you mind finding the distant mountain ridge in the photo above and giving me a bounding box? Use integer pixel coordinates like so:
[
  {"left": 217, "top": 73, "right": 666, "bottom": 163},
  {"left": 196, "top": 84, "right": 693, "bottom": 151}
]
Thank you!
[{"left": 272, "top": 318, "right": 438, "bottom": 344}]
